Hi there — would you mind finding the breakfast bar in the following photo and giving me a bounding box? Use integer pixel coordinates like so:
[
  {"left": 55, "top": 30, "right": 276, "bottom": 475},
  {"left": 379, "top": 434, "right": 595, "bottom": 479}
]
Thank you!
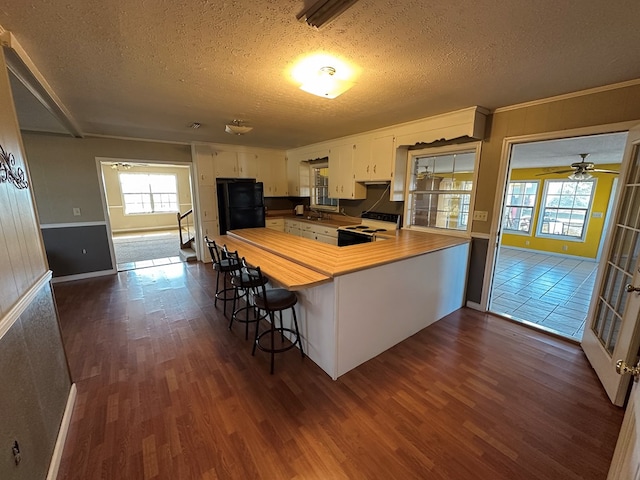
[{"left": 212, "top": 226, "right": 470, "bottom": 379}]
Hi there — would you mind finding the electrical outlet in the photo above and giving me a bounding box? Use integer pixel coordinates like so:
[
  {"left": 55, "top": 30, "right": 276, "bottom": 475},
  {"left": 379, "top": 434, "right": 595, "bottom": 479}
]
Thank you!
[
  {"left": 73, "top": 207, "right": 81, "bottom": 216},
  {"left": 562, "top": 245, "right": 568, "bottom": 251},
  {"left": 473, "top": 210, "right": 488, "bottom": 222}
]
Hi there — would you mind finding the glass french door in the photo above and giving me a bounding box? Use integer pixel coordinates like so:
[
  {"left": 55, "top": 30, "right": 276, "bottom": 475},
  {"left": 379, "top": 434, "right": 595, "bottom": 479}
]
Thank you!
[{"left": 582, "top": 124, "right": 640, "bottom": 406}]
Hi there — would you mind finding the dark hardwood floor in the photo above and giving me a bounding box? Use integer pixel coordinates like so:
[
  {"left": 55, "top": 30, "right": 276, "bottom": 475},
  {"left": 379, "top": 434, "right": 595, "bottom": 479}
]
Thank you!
[{"left": 53, "top": 262, "right": 623, "bottom": 479}]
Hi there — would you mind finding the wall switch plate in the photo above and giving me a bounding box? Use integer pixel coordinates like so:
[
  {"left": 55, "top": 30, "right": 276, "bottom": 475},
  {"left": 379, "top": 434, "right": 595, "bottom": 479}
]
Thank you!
[
  {"left": 473, "top": 211, "right": 488, "bottom": 222},
  {"left": 73, "top": 207, "right": 81, "bottom": 216},
  {"left": 592, "top": 212, "right": 603, "bottom": 218}
]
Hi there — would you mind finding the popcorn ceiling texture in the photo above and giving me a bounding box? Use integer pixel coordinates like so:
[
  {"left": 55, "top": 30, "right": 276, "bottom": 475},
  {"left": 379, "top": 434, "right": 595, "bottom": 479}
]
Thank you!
[{"left": 2, "top": 0, "right": 640, "bottom": 148}]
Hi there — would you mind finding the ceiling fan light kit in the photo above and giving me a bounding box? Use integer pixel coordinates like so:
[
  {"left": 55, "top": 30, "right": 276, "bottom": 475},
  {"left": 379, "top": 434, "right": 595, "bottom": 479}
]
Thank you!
[{"left": 536, "top": 153, "right": 619, "bottom": 180}]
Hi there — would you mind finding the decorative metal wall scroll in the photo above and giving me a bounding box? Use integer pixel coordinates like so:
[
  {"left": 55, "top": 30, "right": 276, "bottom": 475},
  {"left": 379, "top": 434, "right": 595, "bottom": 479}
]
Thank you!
[{"left": 0, "top": 144, "right": 29, "bottom": 189}]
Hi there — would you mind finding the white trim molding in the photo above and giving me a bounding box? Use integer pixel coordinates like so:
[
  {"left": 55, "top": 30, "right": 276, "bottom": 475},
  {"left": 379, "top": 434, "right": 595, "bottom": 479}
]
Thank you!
[
  {"left": 0, "top": 271, "right": 52, "bottom": 341},
  {"left": 493, "top": 79, "right": 640, "bottom": 114},
  {"left": 51, "top": 269, "right": 116, "bottom": 283},
  {"left": 46, "top": 383, "right": 77, "bottom": 480},
  {"left": 40, "top": 221, "right": 107, "bottom": 229}
]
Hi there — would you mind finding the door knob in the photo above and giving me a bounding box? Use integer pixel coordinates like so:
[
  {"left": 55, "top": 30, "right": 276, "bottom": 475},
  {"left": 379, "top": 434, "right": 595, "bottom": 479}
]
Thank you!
[
  {"left": 625, "top": 284, "right": 640, "bottom": 293},
  {"left": 616, "top": 360, "right": 640, "bottom": 377}
]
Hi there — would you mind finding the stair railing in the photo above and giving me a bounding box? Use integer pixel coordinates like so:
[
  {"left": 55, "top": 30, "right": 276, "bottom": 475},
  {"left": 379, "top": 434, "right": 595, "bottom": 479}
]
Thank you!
[{"left": 177, "top": 209, "right": 195, "bottom": 249}]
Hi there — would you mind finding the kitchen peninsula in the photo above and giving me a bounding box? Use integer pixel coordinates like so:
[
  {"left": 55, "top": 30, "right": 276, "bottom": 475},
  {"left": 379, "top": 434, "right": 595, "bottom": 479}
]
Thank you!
[{"left": 213, "top": 225, "right": 469, "bottom": 379}]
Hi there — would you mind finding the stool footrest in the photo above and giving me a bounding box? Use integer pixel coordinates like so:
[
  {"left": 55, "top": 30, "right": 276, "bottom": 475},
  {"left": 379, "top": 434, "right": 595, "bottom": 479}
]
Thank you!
[{"left": 255, "top": 328, "right": 303, "bottom": 354}]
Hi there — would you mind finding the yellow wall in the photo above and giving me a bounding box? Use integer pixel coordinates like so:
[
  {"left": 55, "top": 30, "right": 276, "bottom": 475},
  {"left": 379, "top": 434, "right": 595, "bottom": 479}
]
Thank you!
[
  {"left": 101, "top": 163, "right": 192, "bottom": 232},
  {"left": 501, "top": 164, "right": 619, "bottom": 258}
]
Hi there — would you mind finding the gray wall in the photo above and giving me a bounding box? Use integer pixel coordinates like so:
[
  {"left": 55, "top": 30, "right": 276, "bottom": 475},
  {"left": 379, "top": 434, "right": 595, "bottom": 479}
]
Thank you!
[
  {"left": 0, "top": 49, "right": 71, "bottom": 480},
  {"left": 0, "top": 283, "right": 71, "bottom": 480},
  {"left": 23, "top": 133, "right": 192, "bottom": 277},
  {"left": 24, "top": 133, "right": 192, "bottom": 224},
  {"left": 42, "top": 225, "right": 113, "bottom": 277}
]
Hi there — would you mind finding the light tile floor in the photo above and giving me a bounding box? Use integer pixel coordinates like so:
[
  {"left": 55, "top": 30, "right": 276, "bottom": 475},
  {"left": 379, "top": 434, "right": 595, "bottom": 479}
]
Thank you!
[{"left": 489, "top": 247, "right": 599, "bottom": 341}]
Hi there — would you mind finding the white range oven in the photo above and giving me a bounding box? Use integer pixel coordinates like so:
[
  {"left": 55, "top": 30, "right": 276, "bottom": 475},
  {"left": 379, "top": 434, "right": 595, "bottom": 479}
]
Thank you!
[{"left": 336, "top": 211, "right": 401, "bottom": 247}]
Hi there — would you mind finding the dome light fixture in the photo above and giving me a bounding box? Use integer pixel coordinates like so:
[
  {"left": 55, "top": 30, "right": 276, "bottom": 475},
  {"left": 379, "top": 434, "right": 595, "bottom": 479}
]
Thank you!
[
  {"left": 225, "top": 119, "right": 253, "bottom": 135},
  {"left": 299, "top": 65, "right": 353, "bottom": 99}
]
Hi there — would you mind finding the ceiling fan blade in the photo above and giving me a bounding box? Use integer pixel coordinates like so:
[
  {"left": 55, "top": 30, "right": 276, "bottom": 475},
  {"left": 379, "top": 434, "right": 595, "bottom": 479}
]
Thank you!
[
  {"left": 591, "top": 169, "right": 619, "bottom": 174},
  {"left": 535, "top": 169, "right": 575, "bottom": 176}
]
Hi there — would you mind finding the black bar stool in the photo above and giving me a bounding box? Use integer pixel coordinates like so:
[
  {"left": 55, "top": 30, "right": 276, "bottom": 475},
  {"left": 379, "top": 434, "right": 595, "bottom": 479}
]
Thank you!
[
  {"left": 228, "top": 255, "right": 269, "bottom": 339},
  {"left": 242, "top": 258, "right": 304, "bottom": 374},
  {"left": 204, "top": 236, "right": 241, "bottom": 317}
]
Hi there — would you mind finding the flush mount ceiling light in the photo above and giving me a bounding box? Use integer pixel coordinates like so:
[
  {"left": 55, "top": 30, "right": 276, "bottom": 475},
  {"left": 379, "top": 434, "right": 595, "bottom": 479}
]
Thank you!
[
  {"left": 225, "top": 120, "right": 253, "bottom": 135},
  {"left": 299, "top": 65, "right": 354, "bottom": 99},
  {"left": 297, "top": 0, "right": 359, "bottom": 29}
]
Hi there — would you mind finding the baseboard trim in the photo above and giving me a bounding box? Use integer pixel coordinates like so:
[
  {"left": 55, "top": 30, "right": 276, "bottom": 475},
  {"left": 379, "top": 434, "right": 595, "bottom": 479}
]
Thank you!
[
  {"left": 46, "top": 383, "right": 76, "bottom": 480},
  {"left": 499, "top": 245, "right": 597, "bottom": 262},
  {"left": 51, "top": 269, "right": 116, "bottom": 283}
]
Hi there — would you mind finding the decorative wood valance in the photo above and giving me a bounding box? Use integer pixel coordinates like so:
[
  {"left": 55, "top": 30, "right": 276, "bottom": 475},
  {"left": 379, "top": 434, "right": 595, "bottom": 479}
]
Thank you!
[{"left": 0, "top": 144, "right": 29, "bottom": 189}]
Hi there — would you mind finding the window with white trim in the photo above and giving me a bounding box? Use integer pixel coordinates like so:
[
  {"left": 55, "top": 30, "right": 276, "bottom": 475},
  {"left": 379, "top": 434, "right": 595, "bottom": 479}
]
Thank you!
[
  {"left": 310, "top": 162, "right": 338, "bottom": 211},
  {"left": 119, "top": 173, "right": 179, "bottom": 214},
  {"left": 536, "top": 179, "right": 595, "bottom": 240},
  {"left": 503, "top": 181, "right": 539, "bottom": 234},
  {"left": 405, "top": 146, "right": 478, "bottom": 233}
]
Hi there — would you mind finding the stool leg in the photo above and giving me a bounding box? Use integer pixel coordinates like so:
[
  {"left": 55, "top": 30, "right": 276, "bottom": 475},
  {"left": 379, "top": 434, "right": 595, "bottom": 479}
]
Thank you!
[
  {"left": 223, "top": 272, "right": 229, "bottom": 317},
  {"left": 214, "top": 271, "right": 221, "bottom": 307},
  {"left": 244, "top": 292, "right": 250, "bottom": 340},
  {"left": 291, "top": 306, "right": 304, "bottom": 358},
  {"left": 269, "top": 311, "right": 276, "bottom": 374},
  {"left": 229, "top": 283, "right": 238, "bottom": 330},
  {"left": 278, "top": 311, "right": 285, "bottom": 342}
]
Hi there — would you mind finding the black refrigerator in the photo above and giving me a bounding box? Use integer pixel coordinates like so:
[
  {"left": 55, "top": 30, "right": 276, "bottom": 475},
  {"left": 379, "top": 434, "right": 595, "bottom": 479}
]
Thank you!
[{"left": 216, "top": 179, "right": 265, "bottom": 234}]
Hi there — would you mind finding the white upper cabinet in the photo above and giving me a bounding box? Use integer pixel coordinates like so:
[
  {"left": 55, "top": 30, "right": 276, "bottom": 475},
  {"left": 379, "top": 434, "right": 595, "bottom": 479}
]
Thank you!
[
  {"left": 353, "top": 134, "right": 395, "bottom": 182},
  {"left": 328, "top": 143, "right": 366, "bottom": 200},
  {"left": 213, "top": 150, "right": 240, "bottom": 178},
  {"left": 258, "top": 151, "right": 288, "bottom": 197},
  {"left": 370, "top": 135, "right": 395, "bottom": 181},
  {"left": 213, "top": 151, "right": 259, "bottom": 178},
  {"left": 237, "top": 152, "right": 259, "bottom": 178}
]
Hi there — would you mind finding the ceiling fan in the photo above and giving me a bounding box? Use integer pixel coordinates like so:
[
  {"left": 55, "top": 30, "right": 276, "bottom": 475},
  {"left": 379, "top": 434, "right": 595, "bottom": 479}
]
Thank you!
[{"left": 536, "top": 153, "right": 619, "bottom": 180}]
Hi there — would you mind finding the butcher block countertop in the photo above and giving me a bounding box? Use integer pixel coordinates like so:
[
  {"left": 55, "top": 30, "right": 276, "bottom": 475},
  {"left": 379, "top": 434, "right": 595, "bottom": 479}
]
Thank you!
[{"left": 211, "top": 227, "right": 468, "bottom": 288}]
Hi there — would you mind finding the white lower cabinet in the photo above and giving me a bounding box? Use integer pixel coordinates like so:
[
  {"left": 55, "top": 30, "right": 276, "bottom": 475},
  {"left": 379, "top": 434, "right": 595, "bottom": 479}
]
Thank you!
[
  {"left": 265, "top": 218, "right": 285, "bottom": 231},
  {"left": 284, "top": 219, "right": 337, "bottom": 245}
]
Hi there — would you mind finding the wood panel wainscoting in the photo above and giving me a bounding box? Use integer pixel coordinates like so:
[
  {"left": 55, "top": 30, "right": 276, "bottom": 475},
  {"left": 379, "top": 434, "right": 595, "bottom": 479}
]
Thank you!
[{"left": 53, "top": 262, "right": 622, "bottom": 480}]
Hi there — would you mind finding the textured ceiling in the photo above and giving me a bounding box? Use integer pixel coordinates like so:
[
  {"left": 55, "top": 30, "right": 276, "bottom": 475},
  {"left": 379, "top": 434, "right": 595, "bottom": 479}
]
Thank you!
[{"left": 2, "top": 1, "right": 640, "bottom": 149}]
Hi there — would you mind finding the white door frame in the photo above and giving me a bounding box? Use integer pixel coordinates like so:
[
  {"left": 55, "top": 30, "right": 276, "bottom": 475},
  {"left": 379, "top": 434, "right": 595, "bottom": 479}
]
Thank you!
[
  {"left": 479, "top": 121, "right": 638, "bottom": 311},
  {"left": 95, "top": 157, "right": 196, "bottom": 270}
]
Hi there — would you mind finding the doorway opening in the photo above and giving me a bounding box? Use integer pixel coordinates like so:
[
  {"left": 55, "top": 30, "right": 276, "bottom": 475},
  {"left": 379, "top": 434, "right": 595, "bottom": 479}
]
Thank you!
[
  {"left": 488, "top": 132, "right": 627, "bottom": 341},
  {"left": 99, "top": 160, "right": 195, "bottom": 271}
]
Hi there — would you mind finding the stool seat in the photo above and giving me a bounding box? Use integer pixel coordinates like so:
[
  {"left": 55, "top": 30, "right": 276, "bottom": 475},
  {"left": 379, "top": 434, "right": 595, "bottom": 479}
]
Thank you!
[
  {"left": 215, "top": 258, "right": 240, "bottom": 272},
  {"left": 254, "top": 289, "right": 296, "bottom": 311}
]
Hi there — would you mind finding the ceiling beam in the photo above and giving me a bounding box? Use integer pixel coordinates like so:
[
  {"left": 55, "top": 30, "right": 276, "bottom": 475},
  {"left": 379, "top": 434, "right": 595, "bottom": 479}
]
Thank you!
[{"left": 0, "top": 27, "right": 83, "bottom": 138}]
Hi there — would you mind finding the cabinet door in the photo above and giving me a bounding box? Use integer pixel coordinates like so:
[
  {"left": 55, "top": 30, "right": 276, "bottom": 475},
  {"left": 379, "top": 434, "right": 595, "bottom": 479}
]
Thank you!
[
  {"left": 270, "top": 154, "right": 288, "bottom": 196},
  {"left": 353, "top": 139, "right": 372, "bottom": 181},
  {"left": 328, "top": 146, "right": 343, "bottom": 198},
  {"left": 338, "top": 144, "right": 366, "bottom": 199},
  {"left": 213, "top": 151, "right": 238, "bottom": 178},
  {"left": 370, "top": 135, "right": 395, "bottom": 181},
  {"left": 194, "top": 146, "right": 215, "bottom": 186},
  {"left": 237, "top": 152, "right": 258, "bottom": 178}
]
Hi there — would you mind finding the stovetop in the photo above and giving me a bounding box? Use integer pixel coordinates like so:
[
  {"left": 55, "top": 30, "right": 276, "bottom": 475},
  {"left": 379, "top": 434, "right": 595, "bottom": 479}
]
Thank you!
[{"left": 337, "top": 211, "right": 402, "bottom": 235}]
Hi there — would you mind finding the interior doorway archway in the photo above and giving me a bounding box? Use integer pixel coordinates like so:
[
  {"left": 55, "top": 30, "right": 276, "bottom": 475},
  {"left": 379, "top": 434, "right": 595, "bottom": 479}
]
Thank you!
[{"left": 487, "top": 131, "right": 627, "bottom": 340}]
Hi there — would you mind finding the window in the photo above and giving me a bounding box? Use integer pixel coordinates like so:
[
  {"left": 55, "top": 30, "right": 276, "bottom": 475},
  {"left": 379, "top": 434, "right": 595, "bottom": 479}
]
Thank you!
[
  {"left": 406, "top": 146, "right": 479, "bottom": 233},
  {"left": 119, "top": 173, "right": 179, "bottom": 214},
  {"left": 310, "top": 162, "right": 338, "bottom": 210},
  {"left": 536, "top": 179, "right": 595, "bottom": 240},
  {"left": 503, "top": 181, "right": 539, "bottom": 234}
]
